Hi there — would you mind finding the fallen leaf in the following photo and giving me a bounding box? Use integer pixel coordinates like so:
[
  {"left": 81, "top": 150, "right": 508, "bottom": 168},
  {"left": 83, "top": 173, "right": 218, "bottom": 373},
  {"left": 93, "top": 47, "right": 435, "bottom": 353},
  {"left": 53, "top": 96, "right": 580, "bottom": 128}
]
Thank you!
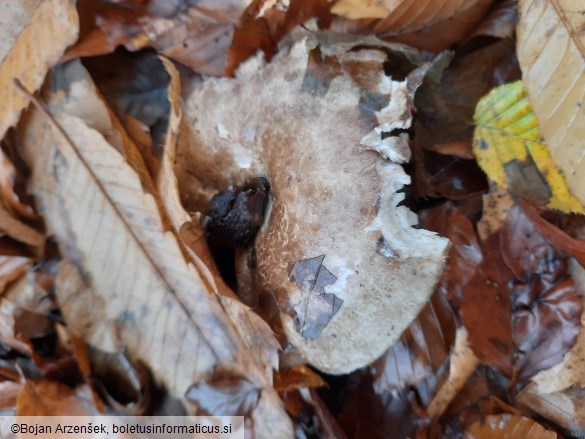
[
  {"left": 69, "top": 0, "right": 253, "bottom": 76},
  {"left": 0, "top": 256, "right": 30, "bottom": 293},
  {"left": 331, "top": 0, "right": 494, "bottom": 52},
  {"left": 516, "top": 384, "right": 585, "bottom": 436},
  {"left": 16, "top": 86, "right": 293, "bottom": 434},
  {"left": 468, "top": 0, "right": 518, "bottom": 40},
  {"left": 0, "top": 379, "right": 23, "bottom": 412},
  {"left": 415, "top": 39, "right": 517, "bottom": 159},
  {"left": 427, "top": 327, "right": 480, "bottom": 419},
  {"left": 520, "top": 200, "right": 585, "bottom": 267},
  {"left": 338, "top": 375, "right": 424, "bottom": 439},
  {"left": 227, "top": 0, "right": 333, "bottom": 75},
  {"left": 0, "top": 0, "right": 78, "bottom": 141},
  {"left": 460, "top": 205, "right": 582, "bottom": 381},
  {"left": 273, "top": 365, "right": 326, "bottom": 393},
  {"left": 17, "top": 380, "right": 99, "bottom": 416},
  {"left": 371, "top": 290, "right": 457, "bottom": 393},
  {"left": 186, "top": 376, "right": 260, "bottom": 417},
  {"left": 516, "top": 0, "right": 585, "bottom": 207},
  {"left": 464, "top": 413, "right": 557, "bottom": 438},
  {"left": 473, "top": 81, "right": 583, "bottom": 213}
]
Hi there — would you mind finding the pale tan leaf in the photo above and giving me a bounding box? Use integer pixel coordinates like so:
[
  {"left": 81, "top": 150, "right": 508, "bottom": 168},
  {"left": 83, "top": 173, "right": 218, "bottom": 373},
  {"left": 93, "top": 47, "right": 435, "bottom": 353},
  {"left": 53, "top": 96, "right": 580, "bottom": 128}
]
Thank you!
[
  {"left": 0, "top": 0, "right": 78, "bottom": 141},
  {"left": 464, "top": 413, "right": 558, "bottom": 438},
  {"left": 332, "top": 0, "right": 402, "bottom": 19},
  {"left": 16, "top": 88, "right": 292, "bottom": 435},
  {"left": 516, "top": 0, "right": 585, "bottom": 206},
  {"left": 427, "top": 327, "right": 479, "bottom": 419}
]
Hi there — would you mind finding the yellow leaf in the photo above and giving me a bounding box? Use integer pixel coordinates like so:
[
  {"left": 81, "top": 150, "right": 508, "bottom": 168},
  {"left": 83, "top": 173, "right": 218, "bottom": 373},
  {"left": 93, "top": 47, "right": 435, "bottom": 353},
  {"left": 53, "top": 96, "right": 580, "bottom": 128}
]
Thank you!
[{"left": 473, "top": 80, "right": 584, "bottom": 213}]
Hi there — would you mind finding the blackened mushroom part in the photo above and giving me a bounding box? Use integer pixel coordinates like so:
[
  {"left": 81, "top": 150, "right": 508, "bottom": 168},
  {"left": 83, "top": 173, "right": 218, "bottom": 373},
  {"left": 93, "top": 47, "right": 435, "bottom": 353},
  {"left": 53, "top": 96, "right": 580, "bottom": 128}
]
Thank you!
[{"left": 178, "top": 32, "right": 450, "bottom": 374}]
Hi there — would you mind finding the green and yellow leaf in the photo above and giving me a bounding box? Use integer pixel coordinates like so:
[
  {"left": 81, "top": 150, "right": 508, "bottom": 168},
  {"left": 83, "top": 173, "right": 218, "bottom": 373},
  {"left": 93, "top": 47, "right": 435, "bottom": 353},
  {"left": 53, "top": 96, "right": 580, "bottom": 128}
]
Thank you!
[{"left": 473, "top": 80, "right": 584, "bottom": 213}]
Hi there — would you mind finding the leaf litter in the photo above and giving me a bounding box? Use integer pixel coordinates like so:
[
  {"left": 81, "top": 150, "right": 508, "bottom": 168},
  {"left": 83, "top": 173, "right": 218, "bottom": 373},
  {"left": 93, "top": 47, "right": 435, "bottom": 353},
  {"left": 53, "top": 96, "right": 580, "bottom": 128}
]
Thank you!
[{"left": 1, "top": 1, "right": 585, "bottom": 437}]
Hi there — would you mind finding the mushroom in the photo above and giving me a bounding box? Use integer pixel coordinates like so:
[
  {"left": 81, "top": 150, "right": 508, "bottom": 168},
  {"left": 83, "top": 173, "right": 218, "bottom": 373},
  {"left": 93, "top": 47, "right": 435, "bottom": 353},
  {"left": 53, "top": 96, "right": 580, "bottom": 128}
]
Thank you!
[{"left": 176, "top": 31, "right": 450, "bottom": 374}]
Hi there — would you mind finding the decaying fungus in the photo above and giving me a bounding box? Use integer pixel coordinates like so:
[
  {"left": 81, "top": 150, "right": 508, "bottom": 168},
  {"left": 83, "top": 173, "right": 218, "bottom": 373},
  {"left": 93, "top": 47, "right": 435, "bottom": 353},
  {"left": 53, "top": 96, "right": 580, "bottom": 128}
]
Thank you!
[{"left": 176, "top": 30, "right": 450, "bottom": 374}]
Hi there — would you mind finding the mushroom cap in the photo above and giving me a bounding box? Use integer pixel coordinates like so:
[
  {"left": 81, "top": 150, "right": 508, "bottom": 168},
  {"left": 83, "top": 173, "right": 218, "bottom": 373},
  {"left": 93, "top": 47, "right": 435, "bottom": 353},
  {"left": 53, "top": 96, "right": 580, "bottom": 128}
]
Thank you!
[{"left": 180, "top": 33, "right": 449, "bottom": 373}]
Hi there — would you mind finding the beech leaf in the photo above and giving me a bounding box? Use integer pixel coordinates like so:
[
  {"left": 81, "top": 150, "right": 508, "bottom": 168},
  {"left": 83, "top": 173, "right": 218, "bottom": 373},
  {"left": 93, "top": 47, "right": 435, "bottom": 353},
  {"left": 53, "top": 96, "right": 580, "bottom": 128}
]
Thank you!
[
  {"left": 16, "top": 81, "right": 292, "bottom": 436},
  {"left": 517, "top": 0, "right": 585, "bottom": 207},
  {"left": 0, "top": 0, "right": 78, "bottom": 141}
]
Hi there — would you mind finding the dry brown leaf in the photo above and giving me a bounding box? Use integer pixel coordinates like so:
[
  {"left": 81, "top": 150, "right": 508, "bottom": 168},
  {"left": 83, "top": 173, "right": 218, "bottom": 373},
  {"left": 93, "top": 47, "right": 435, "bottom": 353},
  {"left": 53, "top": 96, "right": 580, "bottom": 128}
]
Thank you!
[
  {"left": 516, "top": 0, "right": 585, "bottom": 206},
  {"left": 17, "top": 380, "right": 99, "bottom": 416},
  {"left": 464, "top": 413, "right": 558, "bottom": 438},
  {"left": 0, "top": 0, "right": 78, "bottom": 141},
  {"left": 179, "top": 31, "right": 449, "bottom": 374},
  {"left": 68, "top": 0, "right": 252, "bottom": 76},
  {"left": 16, "top": 93, "right": 292, "bottom": 435},
  {"left": 331, "top": 0, "right": 494, "bottom": 52}
]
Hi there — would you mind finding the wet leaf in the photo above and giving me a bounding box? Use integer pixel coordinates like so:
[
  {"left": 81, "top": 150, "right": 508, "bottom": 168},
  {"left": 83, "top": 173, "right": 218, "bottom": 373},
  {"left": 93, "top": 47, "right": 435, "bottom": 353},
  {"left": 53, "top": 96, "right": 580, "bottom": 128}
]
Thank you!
[{"left": 460, "top": 205, "right": 582, "bottom": 380}]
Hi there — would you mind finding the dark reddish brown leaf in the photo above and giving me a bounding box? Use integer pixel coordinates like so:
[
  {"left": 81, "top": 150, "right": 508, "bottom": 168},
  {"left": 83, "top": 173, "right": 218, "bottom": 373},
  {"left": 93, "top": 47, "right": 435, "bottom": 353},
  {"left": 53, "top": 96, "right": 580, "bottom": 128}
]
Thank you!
[
  {"left": 500, "top": 205, "right": 562, "bottom": 280},
  {"left": 70, "top": 0, "right": 251, "bottom": 76},
  {"left": 520, "top": 200, "right": 585, "bottom": 266},
  {"left": 186, "top": 376, "right": 260, "bottom": 416},
  {"left": 512, "top": 278, "right": 582, "bottom": 380},
  {"left": 419, "top": 203, "right": 482, "bottom": 307},
  {"left": 371, "top": 290, "right": 456, "bottom": 393},
  {"left": 415, "top": 39, "right": 519, "bottom": 160},
  {"left": 461, "top": 232, "right": 515, "bottom": 377},
  {"left": 457, "top": 205, "right": 582, "bottom": 380},
  {"left": 226, "top": 0, "right": 332, "bottom": 75},
  {"left": 338, "top": 374, "right": 427, "bottom": 439},
  {"left": 330, "top": 0, "right": 494, "bottom": 53},
  {"left": 422, "top": 153, "right": 489, "bottom": 200},
  {"left": 468, "top": 0, "right": 518, "bottom": 40}
]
